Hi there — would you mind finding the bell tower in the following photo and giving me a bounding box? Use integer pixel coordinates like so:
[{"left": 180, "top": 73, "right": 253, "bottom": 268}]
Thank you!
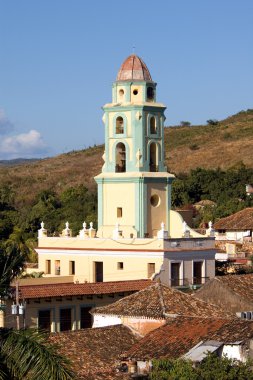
[{"left": 95, "top": 54, "right": 174, "bottom": 238}]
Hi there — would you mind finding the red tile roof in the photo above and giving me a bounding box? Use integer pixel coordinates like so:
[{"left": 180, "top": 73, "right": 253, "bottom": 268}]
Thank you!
[
  {"left": 214, "top": 207, "right": 253, "bottom": 230},
  {"left": 196, "top": 274, "right": 253, "bottom": 305},
  {"left": 49, "top": 325, "right": 139, "bottom": 380},
  {"left": 17, "top": 279, "right": 152, "bottom": 299},
  {"left": 92, "top": 282, "right": 232, "bottom": 319},
  {"left": 121, "top": 317, "right": 253, "bottom": 361}
]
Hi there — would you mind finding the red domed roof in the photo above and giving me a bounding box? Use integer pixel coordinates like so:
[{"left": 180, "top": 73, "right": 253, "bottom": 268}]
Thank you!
[{"left": 117, "top": 54, "right": 152, "bottom": 81}]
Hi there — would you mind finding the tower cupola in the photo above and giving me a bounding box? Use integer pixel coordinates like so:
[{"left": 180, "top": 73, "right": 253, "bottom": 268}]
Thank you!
[{"left": 116, "top": 54, "right": 152, "bottom": 81}]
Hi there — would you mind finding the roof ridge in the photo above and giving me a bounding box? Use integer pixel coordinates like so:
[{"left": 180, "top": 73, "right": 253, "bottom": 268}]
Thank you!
[{"left": 156, "top": 282, "right": 167, "bottom": 316}]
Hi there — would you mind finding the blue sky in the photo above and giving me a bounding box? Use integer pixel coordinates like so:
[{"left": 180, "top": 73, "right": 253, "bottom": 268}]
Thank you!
[{"left": 0, "top": 0, "right": 252, "bottom": 159}]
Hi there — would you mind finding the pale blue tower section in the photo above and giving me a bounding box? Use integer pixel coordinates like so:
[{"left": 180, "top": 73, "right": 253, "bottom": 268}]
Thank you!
[{"left": 95, "top": 55, "right": 174, "bottom": 238}]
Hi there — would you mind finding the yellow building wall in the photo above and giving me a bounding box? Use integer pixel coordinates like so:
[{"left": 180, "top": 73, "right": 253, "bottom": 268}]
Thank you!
[
  {"left": 147, "top": 183, "right": 168, "bottom": 237},
  {"left": 102, "top": 182, "right": 136, "bottom": 227},
  {"left": 130, "top": 84, "right": 143, "bottom": 103},
  {"left": 3, "top": 295, "right": 127, "bottom": 331},
  {"left": 38, "top": 251, "right": 163, "bottom": 283},
  {"left": 169, "top": 210, "right": 205, "bottom": 238}
]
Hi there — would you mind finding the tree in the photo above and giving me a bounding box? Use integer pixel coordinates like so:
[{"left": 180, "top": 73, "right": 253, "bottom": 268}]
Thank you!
[
  {"left": 0, "top": 328, "right": 75, "bottom": 380},
  {"left": 0, "top": 243, "right": 75, "bottom": 380},
  {"left": 180, "top": 121, "right": 191, "bottom": 127},
  {"left": 150, "top": 353, "right": 253, "bottom": 380},
  {"left": 206, "top": 119, "right": 219, "bottom": 126}
]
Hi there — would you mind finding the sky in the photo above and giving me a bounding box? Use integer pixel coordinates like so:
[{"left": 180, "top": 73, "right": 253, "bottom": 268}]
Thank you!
[{"left": 0, "top": 0, "right": 252, "bottom": 159}]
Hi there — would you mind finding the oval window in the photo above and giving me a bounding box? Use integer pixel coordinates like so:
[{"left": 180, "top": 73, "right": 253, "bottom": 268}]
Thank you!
[
  {"left": 150, "top": 194, "right": 160, "bottom": 207},
  {"left": 133, "top": 89, "right": 138, "bottom": 95}
]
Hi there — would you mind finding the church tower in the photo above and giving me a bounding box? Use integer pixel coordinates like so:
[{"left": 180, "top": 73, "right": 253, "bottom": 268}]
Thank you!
[{"left": 95, "top": 54, "right": 174, "bottom": 238}]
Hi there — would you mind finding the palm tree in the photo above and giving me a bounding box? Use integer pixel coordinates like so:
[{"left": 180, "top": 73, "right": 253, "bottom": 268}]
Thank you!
[
  {"left": 0, "top": 328, "right": 75, "bottom": 380},
  {"left": 0, "top": 242, "right": 75, "bottom": 380}
]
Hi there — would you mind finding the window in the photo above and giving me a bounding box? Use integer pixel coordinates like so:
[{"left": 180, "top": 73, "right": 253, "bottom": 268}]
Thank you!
[
  {"left": 80, "top": 306, "right": 92, "bottom": 328},
  {"left": 119, "top": 89, "right": 124, "bottom": 100},
  {"left": 45, "top": 260, "right": 51, "bottom": 274},
  {"left": 117, "top": 262, "right": 124, "bottom": 270},
  {"left": 117, "top": 207, "right": 123, "bottom": 218},
  {"left": 148, "top": 263, "right": 155, "bottom": 278},
  {"left": 150, "top": 116, "right": 157, "bottom": 134},
  {"left": 55, "top": 260, "right": 60, "bottom": 275},
  {"left": 133, "top": 89, "right": 138, "bottom": 95},
  {"left": 193, "top": 261, "right": 203, "bottom": 285},
  {"left": 38, "top": 310, "right": 51, "bottom": 331},
  {"left": 69, "top": 261, "right": 75, "bottom": 275},
  {"left": 149, "top": 142, "right": 158, "bottom": 172},
  {"left": 60, "top": 308, "right": 72, "bottom": 331},
  {"left": 94, "top": 262, "right": 103, "bottom": 282},
  {"left": 147, "top": 86, "right": 154, "bottom": 100},
  {"left": 171, "top": 262, "right": 181, "bottom": 287},
  {"left": 150, "top": 194, "right": 160, "bottom": 207},
  {"left": 116, "top": 116, "right": 124, "bottom": 134},
  {"left": 115, "top": 142, "right": 126, "bottom": 172}
]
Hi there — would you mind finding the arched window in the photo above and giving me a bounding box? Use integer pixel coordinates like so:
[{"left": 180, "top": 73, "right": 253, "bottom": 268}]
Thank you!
[
  {"left": 116, "top": 116, "right": 124, "bottom": 134},
  {"left": 147, "top": 86, "right": 154, "bottom": 101},
  {"left": 115, "top": 143, "right": 126, "bottom": 172},
  {"left": 149, "top": 143, "right": 158, "bottom": 172},
  {"left": 150, "top": 116, "right": 156, "bottom": 134}
]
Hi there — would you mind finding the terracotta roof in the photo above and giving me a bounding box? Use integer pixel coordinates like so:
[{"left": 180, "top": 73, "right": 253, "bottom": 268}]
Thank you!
[
  {"left": 17, "top": 279, "right": 152, "bottom": 299},
  {"left": 121, "top": 317, "right": 253, "bottom": 361},
  {"left": 203, "top": 274, "right": 253, "bottom": 305},
  {"left": 214, "top": 208, "right": 253, "bottom": 230},
  {"left": 91, "top": 282, "right": 232, "bottom": 319},
  {"left": 116, "top": 54, "right": 152, "bottom": 81},
  {"left": 49, "top": 325, "right": 139, "bottom": 380}
]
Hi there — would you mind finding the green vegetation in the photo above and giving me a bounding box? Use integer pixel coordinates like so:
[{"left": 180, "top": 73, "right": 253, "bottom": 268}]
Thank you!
[
  {"left": 150, "top": 353, "right": 253, "bottom": 380},
  {"left": 0, "top": 109, "right": 253, "bottom": 249},
  {"left": 172, "top": 164, "right": 253, "bottom": 226},
  {"left": 0, "top": 238, "right": 75, "bottom": 379}
]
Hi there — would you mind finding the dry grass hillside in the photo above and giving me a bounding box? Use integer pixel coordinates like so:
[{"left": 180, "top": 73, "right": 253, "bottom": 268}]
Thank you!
[{"left": 0, "top": 109, "right": 253, "bottom": 207}]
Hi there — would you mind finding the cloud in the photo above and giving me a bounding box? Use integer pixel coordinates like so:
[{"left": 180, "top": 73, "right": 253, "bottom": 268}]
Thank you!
[
  {"left": 0, "top": 130, "right": 49, "bottom": 159},
  {"left": 0, "top": 109, "right": 14, "bottom": 135}
]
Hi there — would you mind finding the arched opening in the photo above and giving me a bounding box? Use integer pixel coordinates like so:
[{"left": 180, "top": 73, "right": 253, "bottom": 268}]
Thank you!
[
  {"left": 116, "top": 116, "right": 124, "bottom": 134},
  {"left": 115, "top": 142, "right": 126, "bottom": 172},
  {"left": 149, "top": 143, "right": 158, "bottom": 172},
  {"left": 147, "top": 86, "right": 154, "bottom": 101},
  {"left": 118, "top": 89, "right": 124, "bottom": 101},
  {"left": 150, "top": 116, "right": 156, "bottom": 134}
]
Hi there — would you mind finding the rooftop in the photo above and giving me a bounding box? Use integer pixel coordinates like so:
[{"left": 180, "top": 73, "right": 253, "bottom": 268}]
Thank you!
[
  {"left": 121, "top": 317, "right": 253, "bottom": 361},
  {"left": 91, "top": 282, "right": 232, "bottom": 319},
  {"left": 196, "top": 274, "right": 253, "bottom": 305},
  {"left": 116, "top": 54, "right": 152, "bottom": 82},
  {"left": 214, "top": 207, "right": 253, "bottom": 230},
  {"left": 49, "top": 324, "right": 138, "bottom": 380},
  {"left": 17, "top": 279, "right": 152, "bottom": 300}
]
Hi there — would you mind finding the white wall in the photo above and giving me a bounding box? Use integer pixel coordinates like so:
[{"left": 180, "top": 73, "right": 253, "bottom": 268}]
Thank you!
[{"left": 92, "top": 314, "right": 122, "bottom": 328}]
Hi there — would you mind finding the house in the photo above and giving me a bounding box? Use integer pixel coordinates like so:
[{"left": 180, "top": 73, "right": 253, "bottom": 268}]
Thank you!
[
  {"left": 35, "top": 54, "right": 216, "bottom": 286},
  {"left": 120, "top": 316, "right": 253, "bottom": 375},
  {"left": 48, "top": 324, "right": 139, "bottom": 380},
  {"left": 214, "top": 207, "right": 253, "bottom": 242},
  {"left": 91, "top": 282, "right": 232, "bottom": 335},
  {"left": 194, "top": 274, "right": 253, "bottom": 317},
  {"left": 2, "top": 279, "right": 151, "bottom": 331}
]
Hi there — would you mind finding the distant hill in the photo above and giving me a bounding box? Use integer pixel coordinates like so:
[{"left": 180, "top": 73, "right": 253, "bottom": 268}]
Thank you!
[
  {"left": 0, "top": 109, "right": 253, "bottom": 208},
  {"left": 0, "top": 158, "right": 40, "bottom": 166}
]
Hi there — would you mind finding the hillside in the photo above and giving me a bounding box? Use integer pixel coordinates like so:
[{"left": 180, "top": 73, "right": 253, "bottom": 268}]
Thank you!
[{"left": 0, "top": 109, "right": 253, "bottom": 208}]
